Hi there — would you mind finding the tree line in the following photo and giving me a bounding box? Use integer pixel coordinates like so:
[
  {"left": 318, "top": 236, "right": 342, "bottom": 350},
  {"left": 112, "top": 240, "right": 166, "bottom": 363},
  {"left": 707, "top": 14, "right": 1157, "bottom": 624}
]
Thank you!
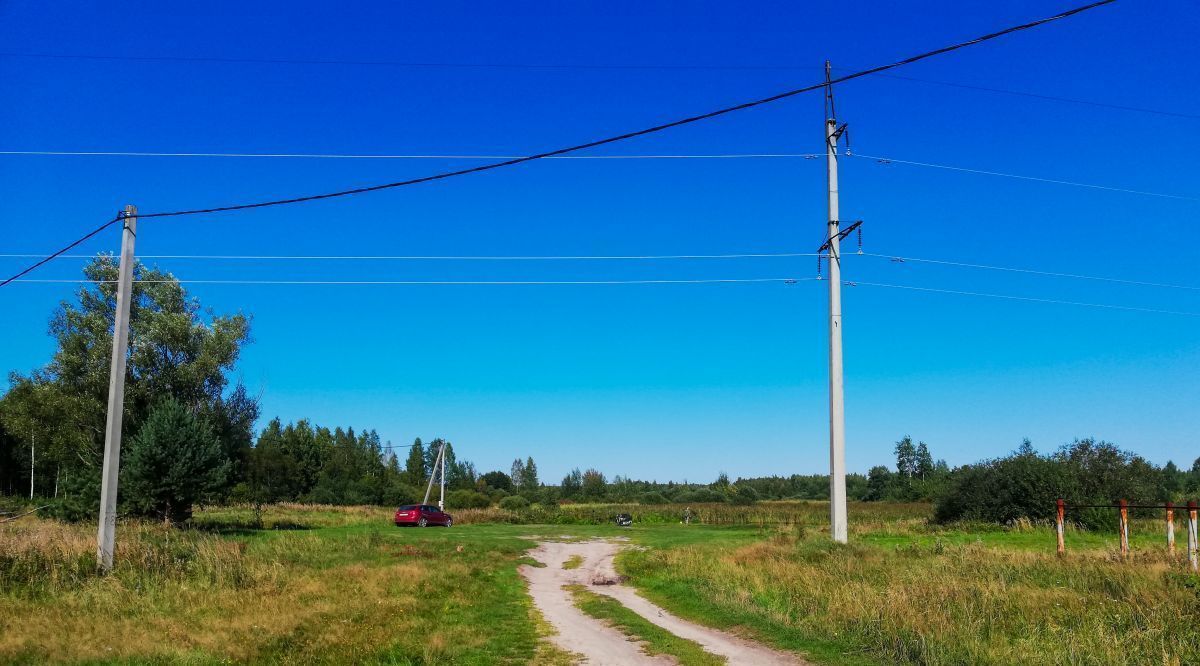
[{"left": 2, "top": 258, "right": 1197, "bottom": 528}]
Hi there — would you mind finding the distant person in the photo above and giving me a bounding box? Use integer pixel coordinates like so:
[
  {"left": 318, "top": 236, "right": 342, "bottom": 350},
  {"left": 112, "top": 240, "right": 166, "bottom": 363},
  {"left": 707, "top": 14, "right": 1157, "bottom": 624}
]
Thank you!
[{"left": 683, "top": 507, "right": 692, "bottom": 525}]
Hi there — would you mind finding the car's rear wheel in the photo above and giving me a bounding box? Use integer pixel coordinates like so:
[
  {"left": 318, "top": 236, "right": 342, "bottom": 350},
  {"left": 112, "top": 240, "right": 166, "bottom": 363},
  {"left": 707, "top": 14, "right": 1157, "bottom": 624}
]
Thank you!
[
  {"left": 445, "top": 518, "right": 453, "bottom": 528},
  {"left": 418, "top": 517, "right": 428, "bottom": 527}
]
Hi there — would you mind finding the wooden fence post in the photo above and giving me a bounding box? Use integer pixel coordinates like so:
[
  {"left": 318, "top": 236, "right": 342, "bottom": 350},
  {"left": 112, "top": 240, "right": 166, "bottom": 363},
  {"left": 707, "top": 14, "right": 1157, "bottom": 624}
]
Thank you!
[
  {"left": 1166, "top": 501, "right": 1175, "bottom": 557},
  {"left": 1119, "top": 499, "right": 1129, "bottom": 560},
  {"left": 1188, "top": 501, "right": 1198, "bottom": 573},
  {"left": 1056, "top": 499, "right": 1065, "bottom": 556}
]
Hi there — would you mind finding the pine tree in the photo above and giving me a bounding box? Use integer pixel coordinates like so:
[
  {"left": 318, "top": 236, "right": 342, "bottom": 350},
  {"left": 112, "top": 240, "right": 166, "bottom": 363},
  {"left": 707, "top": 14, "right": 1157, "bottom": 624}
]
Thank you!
[
  {"left": 424, "top": 439, "right": 443, "bottom": 479},
  {"left": 122, "top": 399, "right": 229, "bottom": 525},
  {"left": 405, "top": 438, "right": 426, "bottom": 485}
]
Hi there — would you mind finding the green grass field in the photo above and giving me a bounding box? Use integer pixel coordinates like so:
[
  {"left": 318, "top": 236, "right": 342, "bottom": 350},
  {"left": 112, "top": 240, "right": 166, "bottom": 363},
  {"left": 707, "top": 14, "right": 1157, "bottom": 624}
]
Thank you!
[{"left": 1, "top": 502, "right": 1197, "bottom": 664}]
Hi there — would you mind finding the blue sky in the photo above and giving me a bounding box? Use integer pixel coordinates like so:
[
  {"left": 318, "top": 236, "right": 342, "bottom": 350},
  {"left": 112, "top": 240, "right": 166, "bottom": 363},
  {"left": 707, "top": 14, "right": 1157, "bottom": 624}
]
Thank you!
[{"left": 2, "top": 1, "right": 1197, "bottom": 483}]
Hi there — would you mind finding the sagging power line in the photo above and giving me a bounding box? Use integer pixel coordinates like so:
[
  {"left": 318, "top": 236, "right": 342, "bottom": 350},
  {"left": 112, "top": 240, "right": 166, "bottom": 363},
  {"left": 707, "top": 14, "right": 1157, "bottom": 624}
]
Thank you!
[{"left": 0, "top": 0, "right": 1116, "bottom": 289}]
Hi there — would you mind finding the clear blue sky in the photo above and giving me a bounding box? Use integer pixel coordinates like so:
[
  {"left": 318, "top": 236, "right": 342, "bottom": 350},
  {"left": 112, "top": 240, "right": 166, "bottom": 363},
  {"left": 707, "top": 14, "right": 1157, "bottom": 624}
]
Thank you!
[{"left": 2, "top": 1, "right": 1197, "bottom": 483}]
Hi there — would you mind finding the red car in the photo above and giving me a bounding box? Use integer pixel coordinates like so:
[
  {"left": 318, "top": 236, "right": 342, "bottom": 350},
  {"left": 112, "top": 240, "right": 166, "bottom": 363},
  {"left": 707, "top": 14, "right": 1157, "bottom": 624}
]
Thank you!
[{"left": 394, "top": 504, "right": 453, "bottom": 527}]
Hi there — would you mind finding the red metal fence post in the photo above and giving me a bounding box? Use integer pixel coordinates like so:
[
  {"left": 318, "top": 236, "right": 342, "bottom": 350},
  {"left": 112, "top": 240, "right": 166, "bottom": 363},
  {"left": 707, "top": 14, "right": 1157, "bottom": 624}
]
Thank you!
[
  {"left": 1119, "top": 499, "right": 1129, "bottom": 560},
  {"left": 1056, "top": 499, "right": 1065, "bottom": 556}
]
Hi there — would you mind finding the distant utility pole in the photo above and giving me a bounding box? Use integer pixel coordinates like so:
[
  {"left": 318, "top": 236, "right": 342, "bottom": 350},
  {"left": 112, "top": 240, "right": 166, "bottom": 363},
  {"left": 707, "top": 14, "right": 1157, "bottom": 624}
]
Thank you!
[
  {"left": 96, "top": 205, "right": 137, "bottom": 572},
  {"left": 29, "top": 433, "right": 35, "bottom": 500},
  {"left": 439, "top": 447, "right": 446, "bottom": 510},
  {"left": 422, "top": 440, "right": 447, "bottom": 509},
  {"left": 824, "top": 62, "right": 848, "bottom": 544}
]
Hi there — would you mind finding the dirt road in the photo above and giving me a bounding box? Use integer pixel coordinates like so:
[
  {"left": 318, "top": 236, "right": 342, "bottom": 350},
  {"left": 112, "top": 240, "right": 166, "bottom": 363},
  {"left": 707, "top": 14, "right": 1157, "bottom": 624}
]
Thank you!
[{"left": 520, "top": 539, "right": 804, "bottom": 665}]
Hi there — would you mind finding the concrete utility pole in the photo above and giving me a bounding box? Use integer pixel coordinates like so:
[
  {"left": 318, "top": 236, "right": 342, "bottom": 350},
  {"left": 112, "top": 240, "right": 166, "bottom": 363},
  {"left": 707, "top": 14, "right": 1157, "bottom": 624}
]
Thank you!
[
  {"left": 825, "top": 62, "right": 848, "bottom": 544},
  {"left": 96, "top": 205, "right": 137, "bottom": 572},
  {"left": 422, "top": 440, "right": 445, "bottom": 506},
  {"left": 29, "top": 433, "right": 35, "bottom": 499},
  {"left": 439, "top": 445, "right": 446, "bottom": 510}
]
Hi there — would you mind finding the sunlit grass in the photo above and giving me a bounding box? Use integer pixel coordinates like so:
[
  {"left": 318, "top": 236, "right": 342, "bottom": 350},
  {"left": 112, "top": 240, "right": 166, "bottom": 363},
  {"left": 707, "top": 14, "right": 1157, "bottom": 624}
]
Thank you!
[
  {"left": 619, "top": 517, "right": 1200, "bottom": 665},
  {"left": 3, "top": 502, "right": 1196, "bottom": 664}
]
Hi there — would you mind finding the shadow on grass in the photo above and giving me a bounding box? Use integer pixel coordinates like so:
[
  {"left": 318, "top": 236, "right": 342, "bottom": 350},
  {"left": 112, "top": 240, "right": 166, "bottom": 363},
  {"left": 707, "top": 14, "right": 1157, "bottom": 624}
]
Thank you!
[{"left": 188, "top": 519, "right": 312, "bottom": 535}]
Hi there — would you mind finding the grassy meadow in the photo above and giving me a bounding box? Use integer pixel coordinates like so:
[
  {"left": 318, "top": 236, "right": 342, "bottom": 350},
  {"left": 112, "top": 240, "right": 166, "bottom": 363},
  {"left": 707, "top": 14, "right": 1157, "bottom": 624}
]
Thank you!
[{"left": 0, "top": 501, "right": 1197, "bottom": 664}]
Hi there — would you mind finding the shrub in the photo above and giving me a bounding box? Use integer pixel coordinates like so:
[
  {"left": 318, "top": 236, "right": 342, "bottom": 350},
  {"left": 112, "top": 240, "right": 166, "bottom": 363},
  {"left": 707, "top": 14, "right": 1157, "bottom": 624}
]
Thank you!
[
  {"left": 730, "top": 485, "right": 759, "bottom": 505},
  {"left": 498, "top": 495, "right": 530, "bottom": 510},
  {"left": 446, "top": 489, "right": 491, "bottom": 509},
  {"left": 675, "top": 488, "right": 726, "bottom": 504},
  {"left": 639, "top": 492, "right": 669, "bottom": 505},
  {"left": 934, "top": 439, "right": 1163, "bottom": 528}
]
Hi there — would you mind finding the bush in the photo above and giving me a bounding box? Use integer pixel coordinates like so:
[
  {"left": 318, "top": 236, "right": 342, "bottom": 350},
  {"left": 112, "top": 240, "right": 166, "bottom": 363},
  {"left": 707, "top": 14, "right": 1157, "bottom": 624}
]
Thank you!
[
  {"left": 675, "top": 488, "right": 726, "bottom": 504},
  {"left": 498, "top": 495, "right": 530, "bottom": 510},
  {"left": 934, "top": 439, "right": 1164, "bottom": 528},
  {"left": 730, "top": 486, "right": 759, "bottom": 505},
  {"left": 446, "top": 489, "right": 491, "bottom": 509},
  {"left": 639, "top": 492, "right": 669, "bottom": 505}
]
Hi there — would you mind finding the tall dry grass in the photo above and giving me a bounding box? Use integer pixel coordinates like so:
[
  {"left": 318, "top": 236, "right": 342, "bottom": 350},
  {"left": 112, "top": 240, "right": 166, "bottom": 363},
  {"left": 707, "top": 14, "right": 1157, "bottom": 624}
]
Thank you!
[
  {"left": 621, "top": 528, "right": 1200, "bottom": 665},
  {"left": 0, "top": 517, "right": 250, "bottom": 597}
]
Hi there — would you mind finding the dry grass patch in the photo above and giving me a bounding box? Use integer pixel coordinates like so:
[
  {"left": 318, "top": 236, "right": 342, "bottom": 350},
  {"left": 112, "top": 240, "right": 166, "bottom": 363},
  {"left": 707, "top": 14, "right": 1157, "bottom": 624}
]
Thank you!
[{"left": 622, "top": 529, "right": 1200, "bottom": 665}]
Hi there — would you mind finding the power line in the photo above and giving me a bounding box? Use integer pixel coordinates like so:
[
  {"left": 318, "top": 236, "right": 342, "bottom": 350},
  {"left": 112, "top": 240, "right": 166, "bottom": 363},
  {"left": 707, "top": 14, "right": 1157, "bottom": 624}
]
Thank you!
[
  {"left": 839, "top": 70, "right": 1200, "bottom": 121},
  {"left": 849, "top": 152, "right": 1199, "bottom": 201},
  {"left": 859, "top": 253, "right": 1200, "bottom": 291},
  {"left": 10, "top": 277, "right": 813, "bottom": 286},
  {"left": 0, "top": 151, "right": 822, "bottom": 160},
  {"left": 0, "top": 0, "right": 1118, "bottom": 287},
  {"left": 848, "top": 280, "right": 1200, "bottom": 317},
  {"left": 11, "top": 248, "right": 1192, "bottom": 293},
  {"left": 0, "top": 252, "right": 817, "bottom": 261},
  {"left": 0, "top": 215, "right": 123, "bottom": 287},
  {"left": 132, "top": 0, "right": 1121, "bottom": 221},
  {"left": 0, "top": 51, "right": 827, "bottom": 71}
]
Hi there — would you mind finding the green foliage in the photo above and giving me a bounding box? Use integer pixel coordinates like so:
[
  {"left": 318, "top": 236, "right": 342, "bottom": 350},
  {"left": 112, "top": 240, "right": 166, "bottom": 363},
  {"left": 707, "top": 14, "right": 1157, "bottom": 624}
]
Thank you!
[
  {"left": 0, "top": 257, "right": 254, "bottom": 505},
  {"left": 404, "top": 438, "right": 426, "bottom": 485},
  {"left": 729, "top": 485, "right": 759, "bottom": 505},
  {"left": 498, "top": 495, "right": 530, "bottom": 510},
  {"left": 122, "top": 400, "right": 229, "bottom": 525},
  {"left": 479, "top": 470, "right": 513, "bottom": 492},
  {"left": 560, "top": 467, "right": 583, "bottom": 498},
  {"left": 639, "top": 492, "right": 669, "bottom": 505},
  {"left": 447, "top": 489, "right": 491, "bottom": 509},
  {"left": 519, "top": 456, "right": 539, "bottom": 493},
  {"left": 245, "top": 439, "right": 299, "bottom": 524},
  {"left": 676, "top": 488, "right": 725, "bottom": 503},
  {"left": 934, "top": 438, "right": 1165, "bottom": 527},
  {"left": 580, "top": 468, "right": 607, "bottom": 500}
]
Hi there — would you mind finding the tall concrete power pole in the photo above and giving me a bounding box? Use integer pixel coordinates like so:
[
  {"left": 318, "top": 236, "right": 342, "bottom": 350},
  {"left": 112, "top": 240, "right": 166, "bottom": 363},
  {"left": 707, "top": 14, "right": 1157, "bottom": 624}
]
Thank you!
[
  {"left": 825, "top": 63, "right": 848, "bottom": 544},
  {"left": 423, "top": 440, "right": 446, "bottom": 507},
  {"left": 97, "top": 205, "right": 137, "bottom": 572}
]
